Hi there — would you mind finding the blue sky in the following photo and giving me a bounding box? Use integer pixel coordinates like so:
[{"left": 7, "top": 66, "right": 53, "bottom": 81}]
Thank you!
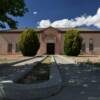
[{"left": 15, "top": 0, "right": 100, "bottom": 29}]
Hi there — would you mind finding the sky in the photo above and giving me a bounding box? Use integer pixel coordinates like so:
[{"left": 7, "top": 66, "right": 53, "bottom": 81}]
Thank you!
[{"left": 15, "top": 0, "right": 100, "bottom": 29}]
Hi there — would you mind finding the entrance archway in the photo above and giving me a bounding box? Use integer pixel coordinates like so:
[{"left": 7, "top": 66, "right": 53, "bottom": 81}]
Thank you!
[{"left": 47, "top": 43, "right": 55, "bottom": 54}]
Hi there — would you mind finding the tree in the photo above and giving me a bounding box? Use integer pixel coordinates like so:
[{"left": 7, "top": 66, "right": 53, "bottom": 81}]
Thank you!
[
  {"left": 0, "top": 0, "right": 28, "bottom": 28},
  {"left": 64, "top": 29, "right": 82, "bottom": 56},
  {"left": 18, "top": 29, "right": 40, "bottom": 56}
]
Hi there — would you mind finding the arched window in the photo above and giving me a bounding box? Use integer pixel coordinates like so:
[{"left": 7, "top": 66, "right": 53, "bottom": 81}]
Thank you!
[{"left": 89, "top": 39, "right": 93, "bottom": 51}]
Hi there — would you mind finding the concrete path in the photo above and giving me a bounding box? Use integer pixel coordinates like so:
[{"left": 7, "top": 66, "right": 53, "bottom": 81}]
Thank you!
[{"left": 42, "top": 55, "right": 100, "bottom": 100}]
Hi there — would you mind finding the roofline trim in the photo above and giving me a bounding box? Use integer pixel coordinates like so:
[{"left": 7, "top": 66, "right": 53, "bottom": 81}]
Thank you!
[{"left": 0, "top": 27, "right": 100, "bottom": 33}]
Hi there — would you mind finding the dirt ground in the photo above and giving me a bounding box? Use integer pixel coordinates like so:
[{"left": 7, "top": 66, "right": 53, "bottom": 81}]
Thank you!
[
  {"left": 0, "top": 54, "right": 100, "bottom": 63},
  {"left": 0, "top": 54, "right": 31, "bottom": 63},
  {"left": 64, "top": 54, "right": 100, "bottom": 63}
]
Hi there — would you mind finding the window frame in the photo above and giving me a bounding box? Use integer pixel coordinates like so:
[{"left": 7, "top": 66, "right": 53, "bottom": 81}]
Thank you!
[
  {"left": 89, "top": 39, "right": 94, "bottom": 51},
  {"left": 8, "top": 43, "right": 12, "bottom": 53}
]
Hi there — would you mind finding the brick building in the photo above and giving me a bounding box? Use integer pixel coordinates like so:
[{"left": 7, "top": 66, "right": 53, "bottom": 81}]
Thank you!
[{"left": 0, "top": 27, "right": 100, "bottom": 55}]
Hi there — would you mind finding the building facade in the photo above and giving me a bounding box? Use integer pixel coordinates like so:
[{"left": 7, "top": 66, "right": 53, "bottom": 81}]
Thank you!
[{"left": 0, "top": 27, "right": 100, "bottom": 55}]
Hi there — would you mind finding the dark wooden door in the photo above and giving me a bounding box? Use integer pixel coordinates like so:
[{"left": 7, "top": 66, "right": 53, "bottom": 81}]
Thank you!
[{"left": 47, "top": 43, "right": 55, "bottom": 54}]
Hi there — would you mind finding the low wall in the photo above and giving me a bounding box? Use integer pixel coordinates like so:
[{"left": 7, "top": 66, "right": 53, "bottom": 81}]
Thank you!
[{"left": 0, "top": 56, "right": 62, "bottom": 100}]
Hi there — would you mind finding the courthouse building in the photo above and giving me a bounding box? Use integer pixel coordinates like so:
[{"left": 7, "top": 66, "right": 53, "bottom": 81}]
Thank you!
[{"left": 0, "top": 27, "right": 100, "bottom": 55}]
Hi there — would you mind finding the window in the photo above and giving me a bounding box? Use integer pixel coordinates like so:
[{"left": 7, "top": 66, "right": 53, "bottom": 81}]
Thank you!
[
  {"left": 81, "top": 42, "right": 86, "bottom": 52},
  {"left": 16, "top": 43, "right": 20, "bottom": 52},
  {"left": 89, "top": 39, "right": 93, "bottom": 51},
  {"left": 8, "top": 43, "right": 12, "bottom": 52}
]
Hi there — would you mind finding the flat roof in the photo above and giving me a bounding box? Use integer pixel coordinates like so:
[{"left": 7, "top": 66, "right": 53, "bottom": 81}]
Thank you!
[{"left": 0, "top": 27, "right": 100, "bottom": 33}]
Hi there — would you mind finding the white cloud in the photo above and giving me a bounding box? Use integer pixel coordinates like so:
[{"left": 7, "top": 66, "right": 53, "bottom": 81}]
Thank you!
[
  {"left": 33, "top": 11, "right": 38, "bottom": 15},
  {"left": 38, "top": 8, "right": 100, "bottom": 28},
  {"left": 37, "top": 20, "right": 51, "bottom": 28}
]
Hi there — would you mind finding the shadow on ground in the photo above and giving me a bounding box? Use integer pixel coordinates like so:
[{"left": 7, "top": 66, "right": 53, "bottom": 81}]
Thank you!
[{"left": 0, "top": 56, "right": 42, "bottom": 79}]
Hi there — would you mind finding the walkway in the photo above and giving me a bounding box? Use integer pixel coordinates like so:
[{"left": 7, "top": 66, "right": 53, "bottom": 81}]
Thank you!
[{"left": 43, "top": 55, "right": 100, "bottom": 100}]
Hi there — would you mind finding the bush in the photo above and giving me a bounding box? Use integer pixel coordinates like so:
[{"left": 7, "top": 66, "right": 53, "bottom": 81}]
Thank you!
[
  {"left": 18, "top": 29, "right": 40, "bottom": 56},
  {"left": 64, "top": 29, "right": 82, "bottom": 56}
]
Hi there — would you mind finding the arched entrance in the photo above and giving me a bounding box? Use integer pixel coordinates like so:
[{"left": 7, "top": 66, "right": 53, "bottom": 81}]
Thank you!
[{"left": 47, "top": 43, "right": 55, "bottom": 54}]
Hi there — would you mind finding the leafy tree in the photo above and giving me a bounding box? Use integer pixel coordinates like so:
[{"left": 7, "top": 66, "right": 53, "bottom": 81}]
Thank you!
[
  {"left": 18, "top": 29, "right": 40, "bottom": 56},
  {"left": 0, "top": 0, "right": 28, "bottom": 28},
  {"left": 64, "top": 29, "right": 82, "bottom": 56}
]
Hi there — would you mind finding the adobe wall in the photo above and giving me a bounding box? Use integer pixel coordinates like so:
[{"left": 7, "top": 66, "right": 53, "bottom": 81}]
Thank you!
[
  {"left": 0, "top": 33, "right": 20, "bottom": 54},
  {"left": 80, "top": 32, "right": 100, "bottom": 54},
  {"left": 0, "top": 35, "right": 8, "bottom": 54},
  {"left": 37, "top": 28, "right": 64, "bottom": 55},
  {"left": 0, "top": 28, "right": 100, "bottom": 55}
]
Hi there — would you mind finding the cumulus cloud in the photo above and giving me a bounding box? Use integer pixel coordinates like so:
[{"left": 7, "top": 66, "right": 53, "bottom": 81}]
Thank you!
[
  {"left": 38, "top": 20, "right": 51, "bottom": 28},
  {"left": 38, "top": 8, "right": 100, "bottom": 28},
  {"left": 33, "top": 11, "right": 38, "bottom": 15}
]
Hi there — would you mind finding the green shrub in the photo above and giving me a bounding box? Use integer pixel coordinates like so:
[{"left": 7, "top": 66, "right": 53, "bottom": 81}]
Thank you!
[
  {"left": 18, "top": 29, "right": 40, "bottom": 56},
  {"left": 64, "top": 29, "right": 82, "bottom": 56}
]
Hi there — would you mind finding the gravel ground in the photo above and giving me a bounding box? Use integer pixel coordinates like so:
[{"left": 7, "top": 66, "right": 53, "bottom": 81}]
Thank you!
[
  {"left": 0, "top": 56, "right": 45, "bottom": 81},
  {"left": 63, "top": 55, "right": 100, "bottom": 63},
  {"left": 0, "top": 54, "right": 31, "bottom": 64},
  {"left": 42, "top": 55, "right": 100, "bottom": 100},
  {"left": 1, "top": 55, "right": 100, "bottom": 100}
]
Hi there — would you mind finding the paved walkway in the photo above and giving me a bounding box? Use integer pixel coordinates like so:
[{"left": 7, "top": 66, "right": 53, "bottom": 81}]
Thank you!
[{"left": 43, "top": 55, "right": 100, "bottom": 100}]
